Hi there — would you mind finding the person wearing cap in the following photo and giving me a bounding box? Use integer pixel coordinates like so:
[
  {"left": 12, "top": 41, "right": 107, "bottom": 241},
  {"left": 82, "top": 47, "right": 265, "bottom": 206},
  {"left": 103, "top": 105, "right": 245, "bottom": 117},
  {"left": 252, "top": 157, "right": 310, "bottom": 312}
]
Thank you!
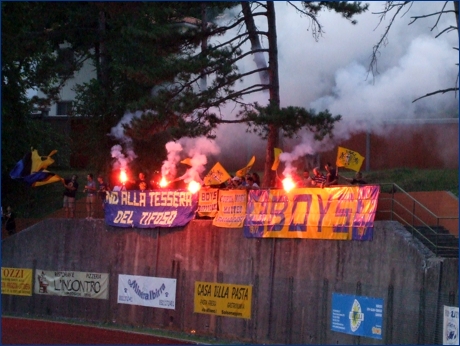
[{"left": 230, "top": 176, "right": 243, "bottom": 189}]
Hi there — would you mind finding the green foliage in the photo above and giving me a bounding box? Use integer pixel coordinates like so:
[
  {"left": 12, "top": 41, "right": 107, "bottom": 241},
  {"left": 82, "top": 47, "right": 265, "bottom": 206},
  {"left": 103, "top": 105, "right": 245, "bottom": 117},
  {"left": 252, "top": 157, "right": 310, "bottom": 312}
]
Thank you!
[
  {"left": 302, "top": 1, "right": 369, "bottom": 23},
  {"left": 2, "top": 1, "right": 369, "bottom": 185},
  {"left": 242, "top": 102, "right": 342, "bottom": 140}
]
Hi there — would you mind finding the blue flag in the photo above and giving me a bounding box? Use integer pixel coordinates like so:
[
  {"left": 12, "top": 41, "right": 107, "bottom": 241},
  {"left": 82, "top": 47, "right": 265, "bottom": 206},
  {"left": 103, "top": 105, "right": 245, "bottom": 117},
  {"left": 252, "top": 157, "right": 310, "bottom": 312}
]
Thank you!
[{"left": 10, "top": 149, "right": 62, "bottom": 187}]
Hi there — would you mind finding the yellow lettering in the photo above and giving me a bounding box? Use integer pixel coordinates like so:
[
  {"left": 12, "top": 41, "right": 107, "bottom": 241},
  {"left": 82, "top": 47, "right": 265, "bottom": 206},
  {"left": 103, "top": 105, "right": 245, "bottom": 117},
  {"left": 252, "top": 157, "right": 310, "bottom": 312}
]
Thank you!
[
  {"left": 114, "top": 211, "right": 124, "bottom": 223},
  {"left": 121, "top": 191, "right": 128, "bottom": 205},
  {"left": 139, "top": 193, "right": 146, "bottom": 207}
]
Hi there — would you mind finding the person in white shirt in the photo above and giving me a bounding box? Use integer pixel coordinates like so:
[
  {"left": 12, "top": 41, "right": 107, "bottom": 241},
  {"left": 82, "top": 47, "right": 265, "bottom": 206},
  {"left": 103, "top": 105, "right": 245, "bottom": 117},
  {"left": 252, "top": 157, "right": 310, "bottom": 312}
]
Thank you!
[{"left": 245, "top": 176, "right": 260, "bottom": 190}]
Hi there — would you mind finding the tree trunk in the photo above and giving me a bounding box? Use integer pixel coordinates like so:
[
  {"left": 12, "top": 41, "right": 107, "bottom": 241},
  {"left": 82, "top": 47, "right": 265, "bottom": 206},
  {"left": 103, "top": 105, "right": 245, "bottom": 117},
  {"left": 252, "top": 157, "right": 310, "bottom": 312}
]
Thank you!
[
  {"left": 200, "top": 3, "right": 208, "bottom": 91},
  {"left": 241, "top": 2, "right": 270, "bottom": 85},
  {"left": 263, "top": 1, "right": 280, "bottom": 188},
  {"left": 454, "top": 1, "right": 459, "bottom": 38},
  {"left": 98, "top": 10, "right": 108, "bottom": 89}
]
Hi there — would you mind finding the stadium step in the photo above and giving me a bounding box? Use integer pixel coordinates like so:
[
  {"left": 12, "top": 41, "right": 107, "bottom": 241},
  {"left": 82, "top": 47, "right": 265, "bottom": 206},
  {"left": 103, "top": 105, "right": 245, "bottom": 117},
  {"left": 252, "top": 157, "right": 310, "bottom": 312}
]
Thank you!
[{"left": 404, "top": 226, "right": 459, "bottom": 258}]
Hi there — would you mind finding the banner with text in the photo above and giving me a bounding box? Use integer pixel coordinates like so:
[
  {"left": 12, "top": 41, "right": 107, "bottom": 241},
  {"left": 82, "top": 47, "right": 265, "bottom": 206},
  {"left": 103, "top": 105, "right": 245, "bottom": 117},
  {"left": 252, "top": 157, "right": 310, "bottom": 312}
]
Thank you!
[
  {"left": 197, "top": 188, "right": 219, "bottom": 218},
  {"left": 244, "top": 185, "right": 379, "bottom": 240},
  {"left": 117, "top": 274, "right": 176, "bottom": 309},
  {"left": 212, "top": 189, "right": 248, "bottom": 228},
  {"left": 34, "top": 270, "right": 109, "bottom": 299},
  {"left": 331, "top": 293, "right": 384, "bottom": 339},
  {"left": 104, "top": 190, "right": 198, "bottom": 228},
  {"left": 1, "top": 267, "right": 33, "bottom": 296},
  {"left": 194, "top": 281, "right": 252, "bottom": 319}
]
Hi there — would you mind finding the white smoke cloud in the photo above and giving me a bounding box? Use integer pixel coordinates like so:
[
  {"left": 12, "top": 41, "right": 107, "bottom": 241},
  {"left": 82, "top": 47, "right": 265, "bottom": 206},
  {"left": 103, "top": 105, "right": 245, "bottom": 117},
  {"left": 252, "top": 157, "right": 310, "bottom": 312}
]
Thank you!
[
  {"left": 110, "top": 144, "right": 136, "bottom": 171},
  {"left": 109, "top": 111, "right": 143, "bottom": 171},
  {"left": 160, "top": 137, "right": 221, "bottom": 183},
  {"left": 108, "top": 2, "right": 458, "bottom": 176},
  {"left": 161, "top": 141, "right": 183, "bottom": 178}
]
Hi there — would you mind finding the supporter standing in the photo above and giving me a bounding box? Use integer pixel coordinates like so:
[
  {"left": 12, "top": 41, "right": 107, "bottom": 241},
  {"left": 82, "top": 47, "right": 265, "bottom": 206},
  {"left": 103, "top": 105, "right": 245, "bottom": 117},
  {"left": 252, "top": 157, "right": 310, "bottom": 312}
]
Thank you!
[
  {"left": 229, "top": 176, "right": 243, "bottom": 189},
  {"left": 62, "top": 174, "right": 78, "bottom": 218},
  {"left": 341, "top": 172, "right": 367, "bottom": 185},
  {"left": 97, "top": 175, "right": 111, "bottom": 209},
  {"left": 311, "top": 167, "right": 326, "bottom": 188},
  {"left": 252, "top": 172, "right": 261, "bottom": 186},
  {"left": 84, "top": 173, "right": 97, "bottom": 220},
  {"left": 136, "top": 172, "right": 148, "bottom": 191},
  {"left": 324, "top": 162, "right": 338, "bottom": 187},
  {"left": 245, "top": 176, "right": 260, "bottom": 190},
  {"left": 3, "top": 206, "right": 16, "bottom": 236},
  {"left": 301, "top": 171, "right": 313, "bottom": 187}
]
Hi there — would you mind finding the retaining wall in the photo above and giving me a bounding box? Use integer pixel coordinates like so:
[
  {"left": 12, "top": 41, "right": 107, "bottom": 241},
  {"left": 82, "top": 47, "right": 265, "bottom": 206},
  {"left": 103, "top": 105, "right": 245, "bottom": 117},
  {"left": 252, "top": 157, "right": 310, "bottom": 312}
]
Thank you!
[{"left": 2, "top": 219, "right": 458, "bottom": 344}]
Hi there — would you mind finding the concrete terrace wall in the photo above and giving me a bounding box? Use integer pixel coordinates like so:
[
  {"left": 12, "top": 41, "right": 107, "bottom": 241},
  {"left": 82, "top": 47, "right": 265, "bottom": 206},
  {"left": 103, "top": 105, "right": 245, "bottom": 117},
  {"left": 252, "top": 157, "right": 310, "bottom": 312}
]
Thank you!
[{"left": 2, "top": 219, "right": 458, "bottom": 344}]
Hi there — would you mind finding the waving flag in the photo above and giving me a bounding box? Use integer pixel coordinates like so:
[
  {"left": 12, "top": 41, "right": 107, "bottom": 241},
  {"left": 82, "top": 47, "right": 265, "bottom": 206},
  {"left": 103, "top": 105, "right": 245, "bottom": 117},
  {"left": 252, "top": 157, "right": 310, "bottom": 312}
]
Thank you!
[
  {"left": 180, "top": 158, "right": 192, "bottom": 166},
  {"left": 203, "top": 162, "right": 231, "bottom": 186},
  {"left": 24, "top": 171, "right": 63, "bottom": 187},
  {"left": 10, "top": 148, "right": 62, "bottom": 187},
  {"left": 336, "top": 147, "right": 364, "bottom": 172},
  {"left": 271, "top": 148, "right": 282, "bottom": 170},
  {"left": 236, "top": 156, "right": 255, "bottom": 177}
]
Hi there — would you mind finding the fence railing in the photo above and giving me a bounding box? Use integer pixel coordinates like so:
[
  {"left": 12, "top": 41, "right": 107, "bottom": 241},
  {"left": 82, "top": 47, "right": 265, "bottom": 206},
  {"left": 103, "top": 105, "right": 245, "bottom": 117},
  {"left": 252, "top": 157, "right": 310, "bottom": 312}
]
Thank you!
[{"left": 376, "top": 183, "right": 458, "bottom": 257}]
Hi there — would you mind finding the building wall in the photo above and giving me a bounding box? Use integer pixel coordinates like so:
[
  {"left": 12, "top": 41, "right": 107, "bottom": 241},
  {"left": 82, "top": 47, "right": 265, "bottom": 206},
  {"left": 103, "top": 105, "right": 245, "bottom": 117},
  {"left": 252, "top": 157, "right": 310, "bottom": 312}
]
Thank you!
[
  {"left": 2, "top": 219, "right": 457, "bottom": 344},
  {"left": 207, "top": 119, "right": 459, "bottom": 174}
]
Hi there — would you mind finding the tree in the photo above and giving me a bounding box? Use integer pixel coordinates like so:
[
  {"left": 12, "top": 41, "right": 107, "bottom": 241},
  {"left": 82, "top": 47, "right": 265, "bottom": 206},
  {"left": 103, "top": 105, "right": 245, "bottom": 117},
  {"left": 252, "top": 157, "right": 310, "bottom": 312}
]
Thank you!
[
  {"left": 124, "top": 1, "right": 368, "bottom": 187},
  {"left": 1, "top": 2, "right": 76, "bottom": 198},
  {"left": 369, "top": 1, "right": 459, "bottom": 102},
  {"left": 3, "top": 2, "right": 368, "bottom": 187}
]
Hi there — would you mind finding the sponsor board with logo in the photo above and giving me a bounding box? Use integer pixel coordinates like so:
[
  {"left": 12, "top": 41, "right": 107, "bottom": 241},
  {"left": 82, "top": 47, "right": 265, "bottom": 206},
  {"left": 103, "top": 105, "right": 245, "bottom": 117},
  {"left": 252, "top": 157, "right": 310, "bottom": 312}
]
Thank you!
[
  {"left": 1, "top": 267, "right": 33, "bottom": 296},
  {"left": 194, "top": 281, "right": 252, "bottom": 319},
  {"left": 331, "top": 293, "right": 383, "bottom": 339},
  {"left": 117, "top": 274, "right": 176, "bottom": 309},
  {"left": 34, "top": 269, "right": 109, "bottom": 299},
  {"left": 444, "top": 305, "right": 459, "bottom": 345}
]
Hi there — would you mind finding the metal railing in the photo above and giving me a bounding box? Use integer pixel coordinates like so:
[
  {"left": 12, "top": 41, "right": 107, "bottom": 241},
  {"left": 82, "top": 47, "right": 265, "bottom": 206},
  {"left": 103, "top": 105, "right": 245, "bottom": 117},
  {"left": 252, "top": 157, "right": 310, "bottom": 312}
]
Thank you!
[{"left": 377, "top": 183, "right": 458, "bottom": 257}]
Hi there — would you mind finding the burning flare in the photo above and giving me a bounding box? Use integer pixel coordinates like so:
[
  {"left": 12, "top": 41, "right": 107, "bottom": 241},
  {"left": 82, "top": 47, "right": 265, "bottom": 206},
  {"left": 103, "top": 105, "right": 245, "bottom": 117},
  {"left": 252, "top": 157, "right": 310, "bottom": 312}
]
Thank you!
[
  {"left": 159, "top": 176, "right": 168, "bottom": 188},
  {"left": 187, "top": 180, "right": 201, "bottom": 194},
  {"left": 120, "top": 170, "right": 128, "bottom": 184},
  {"left": 282, "top": 176, "right": 296, "bottom": 192}
]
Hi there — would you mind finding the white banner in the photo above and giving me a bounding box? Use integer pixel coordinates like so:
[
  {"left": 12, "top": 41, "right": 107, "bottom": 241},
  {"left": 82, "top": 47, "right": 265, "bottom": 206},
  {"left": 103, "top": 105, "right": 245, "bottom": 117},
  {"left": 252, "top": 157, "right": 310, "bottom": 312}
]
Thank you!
[
  {"left": 443, "top": 305, "right": 459, "bottom": 345},
  {"left": 117, "top": 274, "right": 176, "bottom": 309},
  {"left": 34, "top": 269, "right": 109, "bottom": 299}
]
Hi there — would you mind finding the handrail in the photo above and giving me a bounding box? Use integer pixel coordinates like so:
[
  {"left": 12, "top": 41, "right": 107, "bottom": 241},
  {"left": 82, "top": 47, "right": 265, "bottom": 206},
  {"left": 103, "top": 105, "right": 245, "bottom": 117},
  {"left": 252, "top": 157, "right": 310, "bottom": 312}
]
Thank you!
[{"left": 377, "top": 183, "right": 458, "bottom": 257}]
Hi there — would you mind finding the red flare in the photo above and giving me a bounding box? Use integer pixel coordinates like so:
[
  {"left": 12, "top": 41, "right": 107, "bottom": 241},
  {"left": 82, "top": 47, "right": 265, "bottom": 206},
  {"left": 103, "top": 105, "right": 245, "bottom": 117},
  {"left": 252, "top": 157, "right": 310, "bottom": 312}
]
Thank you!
[
  {"left": 187, "top": 180, "right": 201, "bottom": 194},
  {"left": 282, "top": 177, "right": 296, "bottom": 192},
  {"left": 120, "top": 170, "right": 128, "bottom": 184}
]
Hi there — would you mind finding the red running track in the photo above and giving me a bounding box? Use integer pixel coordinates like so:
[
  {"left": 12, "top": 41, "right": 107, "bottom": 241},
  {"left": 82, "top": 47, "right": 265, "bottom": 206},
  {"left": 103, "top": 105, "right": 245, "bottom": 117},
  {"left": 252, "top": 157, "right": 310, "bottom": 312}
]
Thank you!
[{"left": 2, "top": 317, "right": 196, "bottom": 345}]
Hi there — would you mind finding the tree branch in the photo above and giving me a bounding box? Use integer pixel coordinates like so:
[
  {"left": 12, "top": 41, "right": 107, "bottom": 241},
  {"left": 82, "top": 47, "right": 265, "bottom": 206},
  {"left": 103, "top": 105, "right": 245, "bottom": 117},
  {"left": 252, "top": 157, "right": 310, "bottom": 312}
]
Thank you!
[
  {"left": 287, "top": 1, "right": 323, "bottom": 41},
  {"left": 412, "top": 87, "right": 459, "bottom": 102}
]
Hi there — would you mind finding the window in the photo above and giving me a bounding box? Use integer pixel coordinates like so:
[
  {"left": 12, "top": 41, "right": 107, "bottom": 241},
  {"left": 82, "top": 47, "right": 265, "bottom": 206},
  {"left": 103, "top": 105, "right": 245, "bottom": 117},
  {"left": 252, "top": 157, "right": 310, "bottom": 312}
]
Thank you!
[
  {"left": 57, "top": 101, "right": 73, "bottom": 116},
  {"left": 56, "top": 48, "right": 75, "bottom": 78}
]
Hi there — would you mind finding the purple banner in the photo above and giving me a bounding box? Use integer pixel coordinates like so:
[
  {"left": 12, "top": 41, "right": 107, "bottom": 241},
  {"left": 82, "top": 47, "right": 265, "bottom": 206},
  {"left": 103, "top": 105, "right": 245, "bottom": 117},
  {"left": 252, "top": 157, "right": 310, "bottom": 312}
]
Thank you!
[{"left": 104, "top": 190, "right": 198, "bottom": 228}]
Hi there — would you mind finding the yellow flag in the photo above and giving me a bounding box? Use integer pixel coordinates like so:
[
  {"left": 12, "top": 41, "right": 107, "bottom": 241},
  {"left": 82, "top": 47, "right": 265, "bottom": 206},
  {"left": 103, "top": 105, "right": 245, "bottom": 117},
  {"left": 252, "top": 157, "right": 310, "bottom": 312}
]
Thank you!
[
  {"left": 236, "top": 156, "right": 256, "bottom": 177},
  {"left": 271, "top": 148, "right": 282, "bottom": 171},
  {"left": 33, "top": 172, "right": 63, "bottom": 187},
  {"left": 203, "top": 162, "right": 231, "bottom": 186},
  {"left": 180, "top": 158, "right": 192, "bottom": 166},
  {"left": 336, "top": 146, "right": 364, "bottom": 172},
  {"left": 31, "top": 149, "right": 58, "bottom": 172}
]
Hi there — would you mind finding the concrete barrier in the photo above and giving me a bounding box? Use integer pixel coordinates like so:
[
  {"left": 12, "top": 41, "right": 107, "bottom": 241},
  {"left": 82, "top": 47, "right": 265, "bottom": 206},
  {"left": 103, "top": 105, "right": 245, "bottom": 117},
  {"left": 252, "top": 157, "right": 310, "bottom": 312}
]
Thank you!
[{"left": 2, "top": 219, "right": 458, "bottom": 344}]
